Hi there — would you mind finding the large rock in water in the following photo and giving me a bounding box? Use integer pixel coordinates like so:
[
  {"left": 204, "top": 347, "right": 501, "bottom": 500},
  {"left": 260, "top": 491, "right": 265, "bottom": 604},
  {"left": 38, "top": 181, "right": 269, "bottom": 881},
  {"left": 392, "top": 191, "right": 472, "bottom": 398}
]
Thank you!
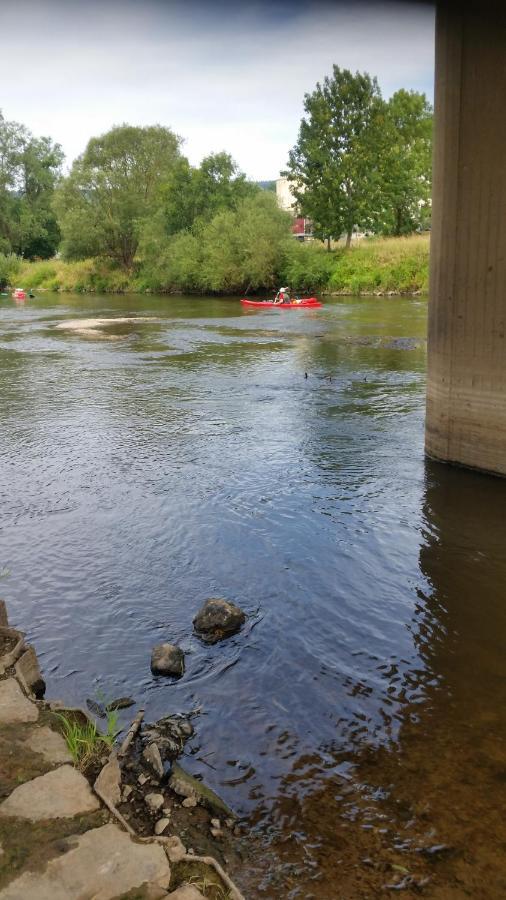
[
  {"left": 193, "top": 598, "right": 246, "bottom": 644},
  {"left": 151, "top": 644, "right": 185, "bottom": 677}
]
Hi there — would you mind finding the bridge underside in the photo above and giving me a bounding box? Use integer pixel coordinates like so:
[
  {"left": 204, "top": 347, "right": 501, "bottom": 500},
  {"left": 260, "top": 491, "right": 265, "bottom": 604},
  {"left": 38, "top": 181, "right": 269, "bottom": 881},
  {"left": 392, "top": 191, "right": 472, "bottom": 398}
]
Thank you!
[{"left": 426, "top": 4, "right": 506, "bottom": 476}]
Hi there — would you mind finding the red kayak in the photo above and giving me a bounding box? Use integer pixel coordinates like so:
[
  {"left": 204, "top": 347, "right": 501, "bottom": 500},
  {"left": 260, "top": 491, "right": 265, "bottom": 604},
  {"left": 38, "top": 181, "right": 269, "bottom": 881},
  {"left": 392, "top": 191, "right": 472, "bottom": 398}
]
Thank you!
[{"left": 241, "top": 297, "right": 322, "bottom": 309}]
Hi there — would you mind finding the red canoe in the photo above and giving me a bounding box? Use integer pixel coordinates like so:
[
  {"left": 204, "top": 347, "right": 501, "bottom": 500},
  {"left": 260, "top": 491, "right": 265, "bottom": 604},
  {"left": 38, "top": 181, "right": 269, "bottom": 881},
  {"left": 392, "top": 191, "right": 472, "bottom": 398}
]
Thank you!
[{"left": 241, "top": 297, "right": 322, "bottom": 309}]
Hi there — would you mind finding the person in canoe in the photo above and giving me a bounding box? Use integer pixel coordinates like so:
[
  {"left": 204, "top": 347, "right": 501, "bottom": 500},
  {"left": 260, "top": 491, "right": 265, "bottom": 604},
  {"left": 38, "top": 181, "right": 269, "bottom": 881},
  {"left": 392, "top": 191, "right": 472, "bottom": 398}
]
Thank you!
[{"left": 274, "top": 286, "right": 291, "bottom": 304}]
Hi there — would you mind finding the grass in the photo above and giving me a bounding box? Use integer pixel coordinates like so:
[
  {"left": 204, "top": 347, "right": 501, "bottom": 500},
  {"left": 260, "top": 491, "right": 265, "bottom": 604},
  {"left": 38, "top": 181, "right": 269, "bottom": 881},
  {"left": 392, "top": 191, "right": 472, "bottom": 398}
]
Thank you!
[
  {"left": 7, "top": 233, "right": 430, "bottom": 296},
  {"left": 55, "top": 708, "right": 118, "bottom": 770}
]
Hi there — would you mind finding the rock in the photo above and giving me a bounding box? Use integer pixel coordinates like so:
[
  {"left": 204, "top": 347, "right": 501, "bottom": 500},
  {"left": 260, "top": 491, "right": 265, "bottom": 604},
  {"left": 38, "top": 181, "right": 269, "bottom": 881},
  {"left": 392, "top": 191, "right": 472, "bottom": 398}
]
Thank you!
[
  {"left": 94, "top": 753, "right": 122, "bottom": 806},
  {"left": 0, "top": 823, "right": 170, "bottom": 899},
  {"left": 210, "top": 818, "right": 220, "bottom": 829},
  {"left": 168, "top": 887, "right": 205, "bottom": 900},
  {"left": 23, "top": 725, "right": 72, "bottom": 765},
  {"left": 210, "top": 827, "right": 221, "bottom": 839},
  {"left": 143, "top": 887, "right": 169, "bottom": 900},
  {"left": 0, "top": 600, "right": 8, "bottom": 627},
  {"left": 169, "top": 764, "right": 235, "bottom": 818},
  {"left": 143, "top": 742, "right": 165, "bottom": 780},
  {"left": 15, "top": 645, "right": 46, "bottom": 699},
  {"left": 182, "top": 797, "right": 197, "bottom": 809},
  {"left": 122, "top": 785, "right": 133, "bottom": 801},
  {"left": 145, "top": 792, "right": 165, "bottom": 812},
  {"left": 0, "top": 765, "right": 100, "bottom": 821},
  {"left": 164, "top": 835, "right": 186, "bottom": 863},
  {"left": 0, "top": 626, "right": 25, "bottom": 670},
  {"left": 151, "top": 644, "right": 185, "bottom": 677},
  {"left": 106, "top": 696, "right": 135, "bottom": 711},
  {"left": 0, "top": 678, "right": 38, "bottom": 724},
  {"left": 193, "top": 598, "right": 246, "bottom": 644},
  {"left": 138, "top": 773, "right": 149, "bottom": 786},
  {"left": 86, "top": 698, "right": 106, "bottom": 718},
  {"left": 154, "top": 817, "right": 170, "bottom": 835},
  {"left": 162, "top": 806, "right": 171, "bottom": 817}
]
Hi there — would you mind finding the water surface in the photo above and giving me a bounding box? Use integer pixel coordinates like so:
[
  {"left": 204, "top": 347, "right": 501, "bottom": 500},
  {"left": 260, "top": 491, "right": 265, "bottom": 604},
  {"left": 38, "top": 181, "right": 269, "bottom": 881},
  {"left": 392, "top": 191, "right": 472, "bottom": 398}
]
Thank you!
[{"left": 1, "top": 293, "right": 505, "bottom": 898}]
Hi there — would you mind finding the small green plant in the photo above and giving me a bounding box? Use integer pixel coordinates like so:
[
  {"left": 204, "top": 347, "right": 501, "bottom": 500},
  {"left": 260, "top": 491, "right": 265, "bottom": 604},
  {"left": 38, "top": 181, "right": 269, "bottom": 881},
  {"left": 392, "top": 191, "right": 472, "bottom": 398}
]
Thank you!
[
  {"left": 55, "top": 711, "right": 116, "bottom": 770},
  {"left": 188, "top": 874, "right": 232, "bottom": 900}
]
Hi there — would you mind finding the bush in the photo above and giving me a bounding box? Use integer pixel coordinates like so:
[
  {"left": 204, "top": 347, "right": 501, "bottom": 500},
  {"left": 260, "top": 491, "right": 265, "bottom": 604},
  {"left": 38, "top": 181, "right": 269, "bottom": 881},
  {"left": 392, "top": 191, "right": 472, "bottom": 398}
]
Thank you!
[{"left": 0, "top": 253, "right": 21, "bottom": 289}]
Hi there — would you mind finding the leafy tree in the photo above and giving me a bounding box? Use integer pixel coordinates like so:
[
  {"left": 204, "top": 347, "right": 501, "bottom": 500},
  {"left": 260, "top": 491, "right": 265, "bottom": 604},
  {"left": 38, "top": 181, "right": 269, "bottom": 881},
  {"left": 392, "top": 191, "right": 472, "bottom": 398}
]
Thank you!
[
  {"left": 54, "top": 124, "right": 182, "bottom": 269},
  {"left": 285, "top": 66, "right": 387, "bottom": 248},
  {"left": 374, "top": 90, "right": 433, "bottom": 235},
  {"left": 0, "top": 111, "right": 63, "bottom": 258},
  {"left": 163, "top": 151, "right": 257, "bottom": 235}
]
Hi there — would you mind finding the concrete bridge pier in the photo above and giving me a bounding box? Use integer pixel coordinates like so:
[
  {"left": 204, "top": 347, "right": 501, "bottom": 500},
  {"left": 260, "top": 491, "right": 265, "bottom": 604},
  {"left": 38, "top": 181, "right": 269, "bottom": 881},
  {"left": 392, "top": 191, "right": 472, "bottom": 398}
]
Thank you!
[{"left": 426, "top": 4, "right": 506, "bottom": 476}]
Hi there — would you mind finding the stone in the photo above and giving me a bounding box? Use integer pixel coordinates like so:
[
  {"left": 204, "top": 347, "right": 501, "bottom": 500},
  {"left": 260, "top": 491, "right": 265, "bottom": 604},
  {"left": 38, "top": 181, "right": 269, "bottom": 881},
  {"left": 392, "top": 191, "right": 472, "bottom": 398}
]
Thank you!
[
  {"left": 0, "top": 626, "right": 25, "bottom": 670},
  {"left": 0, "top": 600, "right": 7, "bottom": 627},
  {"left": 138, "top": 773, "right": 149, "bottom": 786},
  {"left": 143, "top": 887, "right": 169, "bottom": 900},
  {"left": 154, "top": 817, "right": 170, "bottom": 835},
  {"left": 169, "top": 764, "right": 234, "bottom": 818},
  {"left": 23, "top": 725, "right": 72, "bottom": 765},
  {"left": 122, "top": 785, "right": 133, "bottom": 801},
  {"left": 143, "top": 742, "right": 164, "bottom": 779},
  {"left": 94, "top": 753, "right": 122, "bottom": 806},
  {"left": 106, "top": 696, "right": 135, "bottom": 711},
  {"left": 210, "top": 827, "right": 221, "bottom": 839},
  {"left": 15, "top": 645, "right": 46, "bottom": 698},
  {"left": 0, "top": 764, "right": 100, "bottom": 821},
  {"left": 0, "top": 678, "right": 38, "bottom": 724},
  {"left": 145, "top": 793, "right": 165, "bottom": 812},
  {"left": 0, "top": 823, "right": 171, "bottom": 900},
  {"left": 182, "top": 797, "right": 197, "bottom": 809},
  {"left": 168, "top": 887, "right": 205, "bottom": 900},
  {"left": 151, "top": 644, "right": 185, "bottom": 677},
  {"left": 210, "top": 818, "right": 220, "bottom": 829},
  {"left": 164, "top": 835, "right": 186, "bottom": 864},
  {"left": 193, "top": 598, "right": 246, "bottom": 644}
]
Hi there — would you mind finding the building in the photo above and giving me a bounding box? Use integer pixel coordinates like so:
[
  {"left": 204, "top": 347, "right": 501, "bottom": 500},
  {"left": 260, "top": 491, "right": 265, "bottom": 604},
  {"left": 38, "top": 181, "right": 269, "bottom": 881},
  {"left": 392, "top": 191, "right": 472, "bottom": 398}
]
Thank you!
[{"left": 276, "top": 176, "right": 313, "bottom": 240}]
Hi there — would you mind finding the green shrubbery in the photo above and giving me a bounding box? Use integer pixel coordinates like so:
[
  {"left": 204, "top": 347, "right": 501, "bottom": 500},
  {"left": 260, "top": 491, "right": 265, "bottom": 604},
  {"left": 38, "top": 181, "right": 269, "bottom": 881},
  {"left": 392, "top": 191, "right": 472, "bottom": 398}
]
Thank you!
[{"left": 0, "top": 253, "right": 21, "bottom": 289}]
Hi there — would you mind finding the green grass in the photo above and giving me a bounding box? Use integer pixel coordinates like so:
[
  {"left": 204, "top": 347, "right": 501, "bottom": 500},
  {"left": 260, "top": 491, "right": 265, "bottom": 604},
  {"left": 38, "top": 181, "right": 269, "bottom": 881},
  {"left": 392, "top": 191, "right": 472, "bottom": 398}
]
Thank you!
[
  {"left": 55, "top": 709, "right": 118, "bottom": 770},
  {"left": 8, "top": 233, "right": 430, "bottom": 296}
]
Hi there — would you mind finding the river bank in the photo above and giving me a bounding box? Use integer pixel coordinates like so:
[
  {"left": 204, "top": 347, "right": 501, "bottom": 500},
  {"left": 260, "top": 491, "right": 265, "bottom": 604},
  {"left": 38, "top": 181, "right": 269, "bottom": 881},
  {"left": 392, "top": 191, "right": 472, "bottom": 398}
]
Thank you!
[
  {"left": 0, "top": 600, "right": 246, "bottom": 900},
  {"left": 2, "top": 234, "right": 429, "bottom": 297}
]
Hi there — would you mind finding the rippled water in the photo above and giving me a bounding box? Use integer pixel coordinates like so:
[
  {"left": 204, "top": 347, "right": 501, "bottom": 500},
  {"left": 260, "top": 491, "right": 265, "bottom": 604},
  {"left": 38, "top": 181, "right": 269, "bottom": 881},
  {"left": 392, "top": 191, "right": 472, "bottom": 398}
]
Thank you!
[{"left": 1, "top": 293, "right": 506, "bottom": 898}]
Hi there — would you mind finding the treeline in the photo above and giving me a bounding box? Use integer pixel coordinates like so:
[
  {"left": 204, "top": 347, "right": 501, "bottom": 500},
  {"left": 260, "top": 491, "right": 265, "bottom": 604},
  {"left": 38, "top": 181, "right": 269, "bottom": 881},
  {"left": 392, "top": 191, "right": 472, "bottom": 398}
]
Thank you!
[{"left": 0, "top": 66, "right": 432, "bottom": 295}]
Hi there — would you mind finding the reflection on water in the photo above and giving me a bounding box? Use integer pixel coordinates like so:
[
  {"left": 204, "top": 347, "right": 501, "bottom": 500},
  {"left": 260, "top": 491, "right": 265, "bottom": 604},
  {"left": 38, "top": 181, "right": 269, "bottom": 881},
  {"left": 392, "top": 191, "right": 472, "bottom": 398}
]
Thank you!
[{"left": 1, "top": 293, "right": 505, "bottom": 897}]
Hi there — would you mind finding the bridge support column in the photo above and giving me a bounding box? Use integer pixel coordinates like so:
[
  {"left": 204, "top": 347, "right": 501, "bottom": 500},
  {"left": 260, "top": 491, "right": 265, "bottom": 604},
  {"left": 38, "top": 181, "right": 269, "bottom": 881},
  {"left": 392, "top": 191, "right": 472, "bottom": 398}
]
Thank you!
[{"left": 426, "top": 5, "right": 506, "bottom": 475}]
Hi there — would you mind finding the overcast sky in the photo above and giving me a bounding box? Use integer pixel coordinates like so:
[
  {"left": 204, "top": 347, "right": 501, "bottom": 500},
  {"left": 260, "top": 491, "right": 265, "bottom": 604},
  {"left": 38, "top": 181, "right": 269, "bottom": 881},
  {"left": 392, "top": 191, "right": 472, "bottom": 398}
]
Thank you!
[{"left": 1, "top": 0, "right": 435, "bottom": 180}]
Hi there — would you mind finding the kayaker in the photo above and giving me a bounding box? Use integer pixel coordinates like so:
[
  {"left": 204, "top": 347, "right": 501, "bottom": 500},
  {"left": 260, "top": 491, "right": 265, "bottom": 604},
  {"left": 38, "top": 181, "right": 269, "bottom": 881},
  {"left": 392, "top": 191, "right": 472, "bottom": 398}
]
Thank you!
[{"left": 274, "top": 286, "right": 291, "bottom": 304}]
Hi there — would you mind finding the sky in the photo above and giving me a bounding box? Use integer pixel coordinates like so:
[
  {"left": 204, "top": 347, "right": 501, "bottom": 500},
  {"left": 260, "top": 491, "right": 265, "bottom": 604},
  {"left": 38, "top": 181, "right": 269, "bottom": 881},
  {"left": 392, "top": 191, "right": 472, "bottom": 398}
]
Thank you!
[{"left": 1, "top": 0, "right": 435, "bottom": 180}]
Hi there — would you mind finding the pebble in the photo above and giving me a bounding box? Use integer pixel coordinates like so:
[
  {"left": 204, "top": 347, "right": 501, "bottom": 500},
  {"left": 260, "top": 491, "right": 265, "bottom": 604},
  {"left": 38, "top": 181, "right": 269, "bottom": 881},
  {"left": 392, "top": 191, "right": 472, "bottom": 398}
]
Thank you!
[
  {"left": 210, "top": 827, "right": 221, "bottom": 839},
  {"left": 122, "top": 785, "right": 133, "bottom": 801},
  {"left": 154, "top": 817, "right": 170, "bottom": 835},
  {"left": 182, "top": 797, "right": 197, "bottom": 809},
  {"left": 210, "top": 818, "right": 220, "bottom": 829},
  {"left": 145, "top": 793, "right": 165, "bottom": 812},
  {"left": 138, "top": 773, "right": 149, "bottom": 786}
]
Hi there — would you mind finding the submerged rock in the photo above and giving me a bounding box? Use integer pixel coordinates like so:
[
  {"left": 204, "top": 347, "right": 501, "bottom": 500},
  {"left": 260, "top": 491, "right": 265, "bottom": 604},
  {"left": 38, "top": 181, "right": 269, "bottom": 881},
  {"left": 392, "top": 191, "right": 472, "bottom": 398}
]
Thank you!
[
  {"left": 151, "top": 644, "right": 185, "bottom": 677},
  {"left": 169, "top": 763, "right": 235, "bottom": 818},
  {"left": 193, "top": 598, "right": 246, "bottom": 644},
  {"left": 106, "top": 696, "right": 135, "bottom": 711}
]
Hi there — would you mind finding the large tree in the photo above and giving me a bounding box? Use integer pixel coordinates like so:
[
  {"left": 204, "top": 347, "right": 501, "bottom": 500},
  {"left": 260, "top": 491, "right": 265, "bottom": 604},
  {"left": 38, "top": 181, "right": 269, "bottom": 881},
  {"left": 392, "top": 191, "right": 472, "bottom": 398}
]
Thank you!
[
  {"left": 285, "top": 66, "right": 387, "bottom": 248},
  {"left": 0, "top": 111, "right": 63, "bottom": 258},
  {"left": 374, "top": 89, "right": 433, "bottom": 235},
  {"left": 54, "top": 124, "right": 182, "bottom": 269}
]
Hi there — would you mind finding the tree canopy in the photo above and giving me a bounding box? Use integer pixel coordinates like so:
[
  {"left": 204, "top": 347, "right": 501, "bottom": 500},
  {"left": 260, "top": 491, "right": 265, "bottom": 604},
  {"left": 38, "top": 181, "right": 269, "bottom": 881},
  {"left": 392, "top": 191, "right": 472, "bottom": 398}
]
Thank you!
[
  {"left": 54, "top": 124, "right": 183, "bottom": 268},
  {"left": 0, "top": 111, "right": 63, "bottom": 259},
  {"left": 285, "top": 67, "right": 432, "bottom": 246}
]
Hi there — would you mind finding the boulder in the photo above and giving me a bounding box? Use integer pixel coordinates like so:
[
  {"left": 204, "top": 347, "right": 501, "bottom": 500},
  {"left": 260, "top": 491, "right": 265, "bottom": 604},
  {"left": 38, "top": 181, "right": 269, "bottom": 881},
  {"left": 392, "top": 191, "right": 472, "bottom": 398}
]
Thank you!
[
  {"left": 193, "top": 598, "right": 246, "bottom": 644},
  {"left": 151, "top": 644, "right": 185, "bottom": 677},
  {"left": 0, "top": 765, "right": 100, "bottom": 821},
  {"left": 15, "top": 645, "right": 46, "bottom": 699}
]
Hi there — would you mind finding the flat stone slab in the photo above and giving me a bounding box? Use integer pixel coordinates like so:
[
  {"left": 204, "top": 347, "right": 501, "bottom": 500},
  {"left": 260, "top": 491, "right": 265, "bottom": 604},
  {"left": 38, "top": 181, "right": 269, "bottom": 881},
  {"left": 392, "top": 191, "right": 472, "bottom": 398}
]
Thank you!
[
  {"left": 0, "top": 764, "right": 100, "bottom": 821},
  {"left": 168, "top": 887, "right": 206, "bottom": 900},
  {"left": 0, "top": 823, "right": 171, "bottom": 900},
  {"left": 0, "top": 679, "right": 38, "bottom": 724},
  {"left": 23, "top": 726, "right": 72, "bottom": 765}
]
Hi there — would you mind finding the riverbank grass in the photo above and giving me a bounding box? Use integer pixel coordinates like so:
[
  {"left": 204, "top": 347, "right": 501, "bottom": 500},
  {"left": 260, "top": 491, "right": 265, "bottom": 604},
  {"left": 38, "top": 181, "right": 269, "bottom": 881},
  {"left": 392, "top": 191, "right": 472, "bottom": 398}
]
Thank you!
[{"left": 55, "top": 709, "right": 118, "bottom": 770}]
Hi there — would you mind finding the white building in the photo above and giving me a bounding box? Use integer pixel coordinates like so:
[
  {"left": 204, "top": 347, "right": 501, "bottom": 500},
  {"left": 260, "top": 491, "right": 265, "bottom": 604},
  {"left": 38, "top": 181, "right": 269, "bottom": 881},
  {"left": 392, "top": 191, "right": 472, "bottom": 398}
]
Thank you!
[{"left": 276, "top": 177, "right": 297, "bottom": 212}]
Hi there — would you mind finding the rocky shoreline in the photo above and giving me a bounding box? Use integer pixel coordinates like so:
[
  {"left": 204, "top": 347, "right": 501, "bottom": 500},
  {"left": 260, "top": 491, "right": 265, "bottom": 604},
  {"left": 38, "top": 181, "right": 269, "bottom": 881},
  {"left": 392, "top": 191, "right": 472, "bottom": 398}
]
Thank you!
[{"left": 0, "top": 599, "right": 246, "bottom": 900}]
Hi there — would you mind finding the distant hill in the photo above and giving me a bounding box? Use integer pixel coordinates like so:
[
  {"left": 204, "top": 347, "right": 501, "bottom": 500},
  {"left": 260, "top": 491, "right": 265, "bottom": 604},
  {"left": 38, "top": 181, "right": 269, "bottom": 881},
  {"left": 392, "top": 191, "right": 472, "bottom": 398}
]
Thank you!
[{"left": 256, "top": 180, "right": 276, "bottom": 192}]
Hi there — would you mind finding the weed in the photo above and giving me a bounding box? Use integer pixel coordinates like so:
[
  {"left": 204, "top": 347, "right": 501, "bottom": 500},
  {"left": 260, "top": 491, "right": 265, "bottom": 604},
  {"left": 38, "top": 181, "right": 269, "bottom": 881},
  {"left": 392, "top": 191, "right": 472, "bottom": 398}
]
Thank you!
[{"left": 55, "top": 710, "right": 117, "bottom": 770}]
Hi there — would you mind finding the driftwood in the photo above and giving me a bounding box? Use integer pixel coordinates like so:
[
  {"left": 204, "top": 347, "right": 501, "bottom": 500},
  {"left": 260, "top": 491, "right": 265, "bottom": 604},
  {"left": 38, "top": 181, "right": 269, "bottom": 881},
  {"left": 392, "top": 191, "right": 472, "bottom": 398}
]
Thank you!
[{"left": 118, "top": 707, "right": 145, "bottom": 758}]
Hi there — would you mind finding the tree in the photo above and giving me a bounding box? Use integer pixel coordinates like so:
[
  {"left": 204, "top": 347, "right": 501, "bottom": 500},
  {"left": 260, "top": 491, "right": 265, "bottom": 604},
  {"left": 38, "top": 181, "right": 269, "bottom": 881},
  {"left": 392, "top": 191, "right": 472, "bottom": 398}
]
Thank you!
[
  {"left": 163, "top": 151, "right": 257, "bottom": 235},
  {"left": 374, "top": 90, "right": 433, "bottom": 235},
  {"left": 285, "top": 66, "right": 387, "bottom": 248},
  {"left": 54, "top": 124, "right": 182, "bottom": 269},
  {"left": 0, "top": 111, "right": 63, "bottom": 258}
]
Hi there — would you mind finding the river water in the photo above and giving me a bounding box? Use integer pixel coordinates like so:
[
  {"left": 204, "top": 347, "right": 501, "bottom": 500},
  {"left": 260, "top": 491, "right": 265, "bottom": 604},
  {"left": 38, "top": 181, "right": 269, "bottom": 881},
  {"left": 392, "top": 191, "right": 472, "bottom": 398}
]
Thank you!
[{"left": 1, "top": 293, "right": 505, "bottom": 898}]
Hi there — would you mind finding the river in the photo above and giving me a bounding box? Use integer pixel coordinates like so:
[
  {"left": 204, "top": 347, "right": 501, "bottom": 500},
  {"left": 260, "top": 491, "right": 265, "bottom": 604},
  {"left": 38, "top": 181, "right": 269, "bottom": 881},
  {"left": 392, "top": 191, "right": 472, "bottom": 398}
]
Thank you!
[{"left": 1, "top": 293, "right": 505, "bottom": 898}]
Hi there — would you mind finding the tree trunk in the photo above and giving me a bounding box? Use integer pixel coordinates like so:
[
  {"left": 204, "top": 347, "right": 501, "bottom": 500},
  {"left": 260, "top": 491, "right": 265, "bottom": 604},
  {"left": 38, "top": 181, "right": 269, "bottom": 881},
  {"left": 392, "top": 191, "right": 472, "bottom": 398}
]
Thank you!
[
  {"left": 346, "top": 228, "right": 352, "bottom": 249},
  {"left": 327, "top": 235, "right": 331, "bottom": 252}
]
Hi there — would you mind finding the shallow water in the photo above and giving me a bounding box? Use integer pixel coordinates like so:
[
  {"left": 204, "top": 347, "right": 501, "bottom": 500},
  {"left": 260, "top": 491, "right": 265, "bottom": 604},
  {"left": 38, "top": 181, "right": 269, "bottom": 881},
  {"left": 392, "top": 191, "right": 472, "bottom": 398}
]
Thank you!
[{"left": 1, "top": 293, "right": 505, "bottom": 898}]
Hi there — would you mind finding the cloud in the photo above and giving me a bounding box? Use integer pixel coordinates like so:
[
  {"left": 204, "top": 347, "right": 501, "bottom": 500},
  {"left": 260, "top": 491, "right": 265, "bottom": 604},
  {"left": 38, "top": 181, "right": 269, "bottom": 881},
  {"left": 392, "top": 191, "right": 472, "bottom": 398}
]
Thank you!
[{"left": 0, "top": 0, "right": 435, "bottom": 179}]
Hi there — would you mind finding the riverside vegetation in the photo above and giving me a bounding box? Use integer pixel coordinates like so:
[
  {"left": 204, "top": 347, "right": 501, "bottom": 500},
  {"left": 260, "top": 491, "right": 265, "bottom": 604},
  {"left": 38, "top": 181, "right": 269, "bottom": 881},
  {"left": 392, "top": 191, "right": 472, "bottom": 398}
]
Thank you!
[{"left": 0, "top": 66, "right": 432, "bottom": 296}]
